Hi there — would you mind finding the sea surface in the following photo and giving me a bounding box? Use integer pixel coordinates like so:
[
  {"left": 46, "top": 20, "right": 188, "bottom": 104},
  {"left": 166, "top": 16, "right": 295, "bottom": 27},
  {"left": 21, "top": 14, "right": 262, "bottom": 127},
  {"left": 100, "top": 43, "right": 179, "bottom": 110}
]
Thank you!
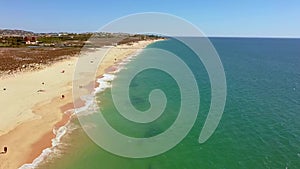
[{"left": 37, "top": 38, "right": 300, "bottom": 169}]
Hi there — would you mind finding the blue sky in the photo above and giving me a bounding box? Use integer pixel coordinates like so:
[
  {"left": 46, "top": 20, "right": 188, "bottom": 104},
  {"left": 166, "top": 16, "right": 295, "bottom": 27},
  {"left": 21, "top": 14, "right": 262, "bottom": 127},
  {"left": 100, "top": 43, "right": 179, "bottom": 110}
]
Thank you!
[{"left": 1, "top": 0, "right": 299, "bottom": 37}]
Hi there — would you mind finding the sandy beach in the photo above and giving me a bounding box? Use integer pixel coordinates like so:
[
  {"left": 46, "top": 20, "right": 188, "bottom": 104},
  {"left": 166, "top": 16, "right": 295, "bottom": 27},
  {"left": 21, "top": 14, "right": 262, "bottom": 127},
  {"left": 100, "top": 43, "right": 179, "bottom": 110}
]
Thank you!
[{"left": 0, "top": 39, "right": 158, "bottom": 169}]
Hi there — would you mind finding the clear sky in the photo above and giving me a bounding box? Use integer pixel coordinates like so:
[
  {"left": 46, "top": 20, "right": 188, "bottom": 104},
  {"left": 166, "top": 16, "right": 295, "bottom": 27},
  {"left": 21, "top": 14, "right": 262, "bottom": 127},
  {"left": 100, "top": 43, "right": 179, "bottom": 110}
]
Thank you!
[{"left": 1, "top": 0, "right": 299, "bottom": 37}]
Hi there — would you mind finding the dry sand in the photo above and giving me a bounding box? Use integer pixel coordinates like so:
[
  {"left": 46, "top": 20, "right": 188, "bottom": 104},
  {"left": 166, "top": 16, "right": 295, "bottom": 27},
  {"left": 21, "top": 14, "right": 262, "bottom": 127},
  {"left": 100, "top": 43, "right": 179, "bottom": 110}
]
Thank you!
[{"left": 0, "top": 40, "right": 159, "bottom": 169}]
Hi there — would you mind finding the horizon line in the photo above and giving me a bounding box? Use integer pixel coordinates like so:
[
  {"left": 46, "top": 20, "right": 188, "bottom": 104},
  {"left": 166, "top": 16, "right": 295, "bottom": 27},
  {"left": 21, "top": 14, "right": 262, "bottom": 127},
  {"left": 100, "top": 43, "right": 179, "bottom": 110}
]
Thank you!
[{"left": 1, "top": 28, "right": 300, "bottom": 39}]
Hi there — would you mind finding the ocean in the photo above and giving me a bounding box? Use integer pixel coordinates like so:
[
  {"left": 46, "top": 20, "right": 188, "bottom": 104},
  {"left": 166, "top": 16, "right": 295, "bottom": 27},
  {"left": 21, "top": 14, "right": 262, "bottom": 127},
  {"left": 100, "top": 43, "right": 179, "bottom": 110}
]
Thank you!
[{"left": 36, "top": 38, "right": 300, "bottom": 169}]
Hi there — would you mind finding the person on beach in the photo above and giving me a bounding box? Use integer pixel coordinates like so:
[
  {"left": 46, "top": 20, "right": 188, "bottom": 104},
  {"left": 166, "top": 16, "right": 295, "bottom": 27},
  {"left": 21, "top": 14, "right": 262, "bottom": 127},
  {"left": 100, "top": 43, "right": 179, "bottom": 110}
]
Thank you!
[{"left": 1, "top": 147, "right": 7, "bottom": 154}]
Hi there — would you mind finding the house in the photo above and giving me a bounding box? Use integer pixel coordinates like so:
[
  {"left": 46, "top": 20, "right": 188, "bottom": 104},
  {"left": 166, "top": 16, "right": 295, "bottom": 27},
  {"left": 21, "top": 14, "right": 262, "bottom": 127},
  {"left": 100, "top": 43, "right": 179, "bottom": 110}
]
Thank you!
[{"left": 24, "top": 36, "right": 38, "bottom": 45}]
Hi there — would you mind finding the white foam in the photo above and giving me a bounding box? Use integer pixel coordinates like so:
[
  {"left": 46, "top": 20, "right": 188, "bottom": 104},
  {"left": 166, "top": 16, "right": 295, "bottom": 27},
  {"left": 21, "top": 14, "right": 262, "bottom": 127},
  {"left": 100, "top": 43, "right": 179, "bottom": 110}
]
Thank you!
[
  {"left": 19, "top": 48, "right": 141, "bottom": 169},
  {"left": 94, "top": 74, "right": 115, "bottom": 94},
  {"left": 19, "top": 124, "right": 69, "bottom": 169},
  {"left": 74, "top": 73, "right": 116, "bottom": 117}
]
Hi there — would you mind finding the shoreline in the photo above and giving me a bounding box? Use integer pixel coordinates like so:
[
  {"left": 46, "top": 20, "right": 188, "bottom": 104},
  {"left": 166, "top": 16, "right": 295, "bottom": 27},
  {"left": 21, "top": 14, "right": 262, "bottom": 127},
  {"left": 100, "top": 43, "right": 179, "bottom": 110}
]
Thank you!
[
  {"left": 24, "top": 101, "right": 74, "bottom": 165},
  {"left": 0, "top": 39, "right": 161, "bottom": 169}
]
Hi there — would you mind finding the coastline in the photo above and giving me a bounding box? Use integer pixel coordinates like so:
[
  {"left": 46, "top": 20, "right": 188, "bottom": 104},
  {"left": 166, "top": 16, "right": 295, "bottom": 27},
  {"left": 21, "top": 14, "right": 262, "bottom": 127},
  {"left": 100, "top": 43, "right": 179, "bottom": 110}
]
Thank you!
[
  {"left": 0, "top": 39, "right": 160, "bottom": 169},
  {"left": 0, "top": 57, "right": 78, "bottom": 169}
]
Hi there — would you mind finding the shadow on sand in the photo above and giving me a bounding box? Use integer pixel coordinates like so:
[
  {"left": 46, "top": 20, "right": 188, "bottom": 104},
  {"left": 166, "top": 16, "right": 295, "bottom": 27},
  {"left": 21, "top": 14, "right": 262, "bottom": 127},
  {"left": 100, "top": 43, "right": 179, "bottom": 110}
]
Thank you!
[{"left": 0, "top": 147, "right": 7, "bottom": 154}]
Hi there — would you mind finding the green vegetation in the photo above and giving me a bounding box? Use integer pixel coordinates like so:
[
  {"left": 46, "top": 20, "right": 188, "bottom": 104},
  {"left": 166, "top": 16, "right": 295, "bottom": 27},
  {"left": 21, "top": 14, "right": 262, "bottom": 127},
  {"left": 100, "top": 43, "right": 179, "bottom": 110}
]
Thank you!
[
  {"left": 0, "top": 33, "right": 93, "bottom": 48},
  {"left": 37, "top": 33, "right": 92, "bottom": 43},
  {"left": 0, "top": 36, "right": 26, "bottom": 47},
  {"left": 0, "top": 30, "right": 164, "bottom": 48}
]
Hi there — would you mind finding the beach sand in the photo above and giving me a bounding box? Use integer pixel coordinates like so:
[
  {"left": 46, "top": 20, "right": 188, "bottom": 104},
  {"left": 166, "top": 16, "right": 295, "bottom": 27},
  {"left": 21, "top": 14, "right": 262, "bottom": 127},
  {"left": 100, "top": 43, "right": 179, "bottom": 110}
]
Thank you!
[{"left": 0, "top": 40, "right": 158, "bottom": 169}]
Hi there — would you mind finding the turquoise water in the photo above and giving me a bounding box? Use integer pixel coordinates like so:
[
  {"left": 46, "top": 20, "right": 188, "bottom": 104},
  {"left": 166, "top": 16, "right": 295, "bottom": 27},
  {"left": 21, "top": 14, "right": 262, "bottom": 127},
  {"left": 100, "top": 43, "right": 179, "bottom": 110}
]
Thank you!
[{"left": 39, "top": 38, "right": 300, "bottom": 169}]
